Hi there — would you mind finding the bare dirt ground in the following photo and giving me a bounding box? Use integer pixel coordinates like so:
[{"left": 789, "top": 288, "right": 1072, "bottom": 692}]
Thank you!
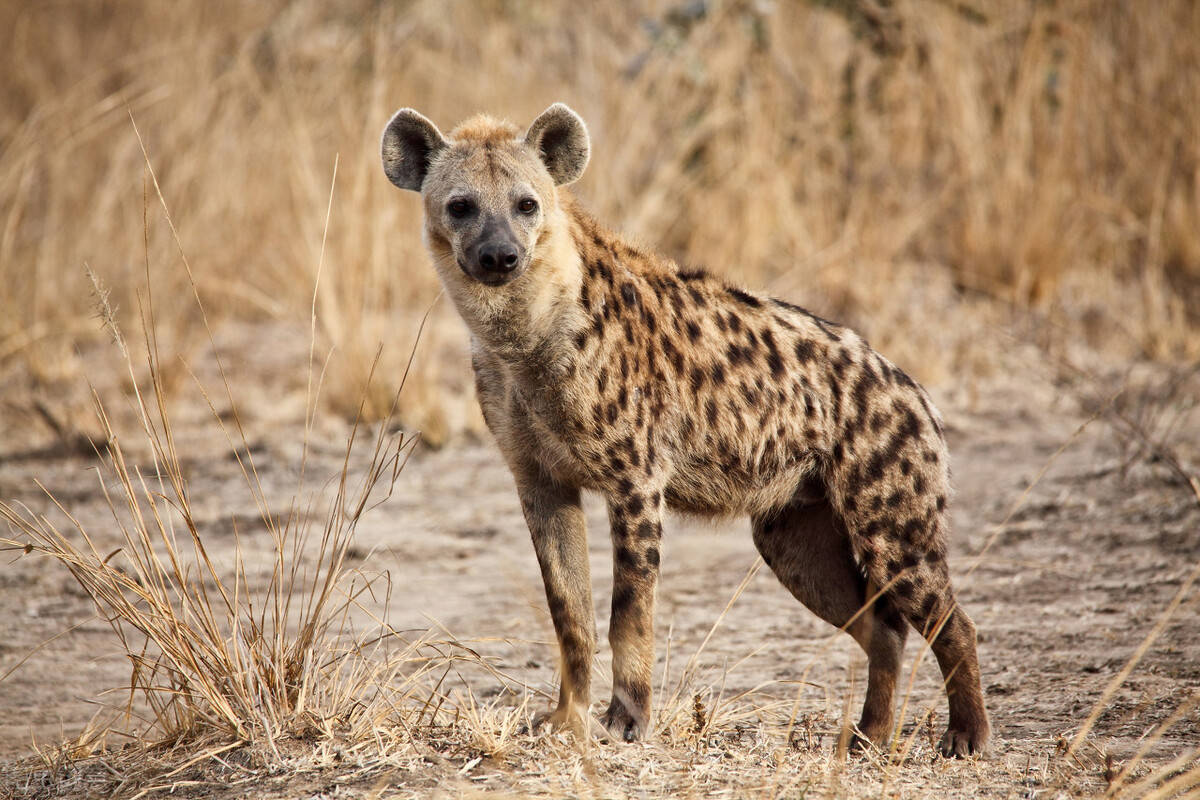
[{"left": 1, "top": 334, "right": 1198, "bottom": 798}]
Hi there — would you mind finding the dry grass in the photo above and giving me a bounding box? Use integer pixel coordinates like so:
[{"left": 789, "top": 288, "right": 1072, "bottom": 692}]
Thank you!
[{"left": 1, "top": 0, "right": 1198, "bottom": 443}]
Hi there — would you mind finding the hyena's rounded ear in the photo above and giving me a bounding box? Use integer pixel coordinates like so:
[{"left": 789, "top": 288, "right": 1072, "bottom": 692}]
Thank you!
[
  {"left": 524, "top": 103, "right": 590, "bottom": 186},
  {"left": 381, "top": 108, "right": 448, "bottom": 192}
]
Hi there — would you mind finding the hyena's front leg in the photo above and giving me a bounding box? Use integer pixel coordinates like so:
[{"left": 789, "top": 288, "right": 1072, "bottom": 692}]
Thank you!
[
  {"left": 517, "top": 476, "right": 597, "bottom": 737},
  {"left": 602, "top": 486, "right": 663, "bottom": 741}
]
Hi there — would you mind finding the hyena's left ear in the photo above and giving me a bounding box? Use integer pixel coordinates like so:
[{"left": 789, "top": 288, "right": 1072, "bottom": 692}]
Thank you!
[
  {"left": 381, "top": 108, "right": 448, "bottom": 192},
  {"left": 524, "top": 103, "right": 590, "bottom": 186}
]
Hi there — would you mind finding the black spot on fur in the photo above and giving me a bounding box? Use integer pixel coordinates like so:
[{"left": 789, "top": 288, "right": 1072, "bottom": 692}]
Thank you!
[
  {"left": 616, "top": 544, "right": 640, "bottom": 572},
  {"left": 832, "top": 442, "right": 845, "bottom": 463},
  {"left": 663, "top": 338, "right": 685, "bottom": 373},
  {"left": 618, "top": 477, "right": 634, "bottom": 494},
  {"left": 687, "top": 286, "right": 707, "bottom": 307},
  {"left": 899, "top": 458, "right": 912, "bottom": 475},
  {"left": 913, "top": 474, "right": 926, "bottom": 495},
  {"left": 886, "top": 490, "right": 906, "bottom": 508},
  {"left": 727, "top": 313, "right": 743, "bottom": 333},
  {"left": 741, "top": 381, "right": 758, "bottom": 405},
  {"left": 831, "top": 348, "right": 853, "bottom": 379},
  {"left": 637, "top": 520, "right": 660, "bottom": 540},
  {"left": 712, "top": 363, "right": 726, "bottom": 385},
  {"left": 612, "top": 585, "right": 635, "bottom": 615},
  {"left": 645, "top": 547, "right": 660, "bottom": 568},
  {"left": 706, "top": 398, "right": 718, "bottom": 426},
  {"left": 936, "top": 495, "right": 946, "bottom": 511},
  {"left": 606, "top": 402, "right": 618, "bottom": 424},
  {"left": 689, "top": 366, "right": 706, "bottom": 392},
  {"left": 686, "top": 320, "right": 701, "bottom": 342},
  {"left": 727, "top": 287, "right": 761, "bottom": 307},
  {"left": 851, "top": 361, "right": 879, "bottom": 416},
  {"left": 795, "top": 338, "right": 818, "bottom": 365},
  {"left": 597, "top": 368, "right": 609, "bottom": 393},
  {"left": 620, "top": 282, "right": 639, "bottom": 308},
  {"left": 626, "top": 493, "right": 645, "bottom": 517},
  {"left": 901, "top": 517, "right": 924, "bottom": 544},
  {"left": 574, "top": 330, "right": 588, "bottom": 350},
  {"left": 679, "top": 268, "right": 708, "bottom": 281},
  {"left": 761, "top": 330, "right": 784, "bottom": 377}
]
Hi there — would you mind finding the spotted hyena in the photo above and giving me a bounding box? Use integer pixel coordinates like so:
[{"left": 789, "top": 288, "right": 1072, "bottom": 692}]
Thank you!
[{"left": 380, "top": 103, "right": 990, "bottom": 756}]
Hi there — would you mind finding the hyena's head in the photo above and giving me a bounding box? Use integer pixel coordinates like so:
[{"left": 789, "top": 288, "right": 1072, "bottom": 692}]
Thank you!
[{"left": 381, "top": 104, "right": 589, "bottom": 288}]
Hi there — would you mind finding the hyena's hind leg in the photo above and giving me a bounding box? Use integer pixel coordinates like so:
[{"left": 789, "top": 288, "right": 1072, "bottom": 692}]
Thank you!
[
  {"left": 831, "top": 438, "right": 990, "bottom": 756},
  {"left": 751, "top": 499, "right": 908, "bottom": 747}
]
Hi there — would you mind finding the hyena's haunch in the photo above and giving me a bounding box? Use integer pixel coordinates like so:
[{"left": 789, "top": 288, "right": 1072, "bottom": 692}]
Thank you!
[{"left": 381, "top": 103, "right": 990, "bottom": 757}]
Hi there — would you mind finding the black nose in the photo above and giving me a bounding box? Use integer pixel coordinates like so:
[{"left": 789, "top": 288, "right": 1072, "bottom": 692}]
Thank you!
[{"left": 477, "top": 242, "right": 520, "bottom": 273}]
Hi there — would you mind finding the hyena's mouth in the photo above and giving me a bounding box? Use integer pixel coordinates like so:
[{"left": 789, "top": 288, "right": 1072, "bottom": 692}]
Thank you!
[{"left": 457, "top": 257, "right": 525, "bottom": 287}]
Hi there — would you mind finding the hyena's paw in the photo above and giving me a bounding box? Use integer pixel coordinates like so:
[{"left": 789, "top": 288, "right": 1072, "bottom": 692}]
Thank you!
[
  {"left": 847, "top": 724, "right": 891, "bottom": 755},
  {"left": 601, "top": 698, "right": 649, "bottom": 742},
  {"left": 529, "top": 705, "right": 608, "bottom": 740},
  {"left": 938, "top": 719, "right": 990, "bottom": 758},
  {"left": 530, "top": 705, "right": 584, "bottom": 737}
]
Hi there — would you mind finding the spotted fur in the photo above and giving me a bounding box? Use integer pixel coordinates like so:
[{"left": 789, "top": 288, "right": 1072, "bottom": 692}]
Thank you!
[{"left": 381, "top": 103, "right": 990, "bottom": 756}]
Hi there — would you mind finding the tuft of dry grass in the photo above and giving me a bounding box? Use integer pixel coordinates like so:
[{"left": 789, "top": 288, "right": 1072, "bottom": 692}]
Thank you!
[
  {"left": 1, "top": 0, "right": 1198, "bottom": 445},
  {"left": 1, "top": 242, "right": 422, "bottom": 757}
]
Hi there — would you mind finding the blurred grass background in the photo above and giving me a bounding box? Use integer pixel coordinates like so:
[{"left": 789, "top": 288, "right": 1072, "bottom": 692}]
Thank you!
[{"left": 1, "top": 0, "right": 1197, "bottom": 447}]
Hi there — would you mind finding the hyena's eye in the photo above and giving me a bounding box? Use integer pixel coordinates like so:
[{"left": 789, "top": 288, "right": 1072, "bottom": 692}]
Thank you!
[
  {"left": 517, "top": 197, "right": 538, "bottom": 215},
  {"left": 447, "top": 198, "right": 475, "bottom": 218}
]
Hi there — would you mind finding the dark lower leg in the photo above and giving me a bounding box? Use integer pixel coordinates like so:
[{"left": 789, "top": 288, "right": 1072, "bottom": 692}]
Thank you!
[
  {"left": 850, "top": 604, "right": 907, "bottom": 745},
  {"left": 928, "top": 607, "right": 990, "bottom": 756}
]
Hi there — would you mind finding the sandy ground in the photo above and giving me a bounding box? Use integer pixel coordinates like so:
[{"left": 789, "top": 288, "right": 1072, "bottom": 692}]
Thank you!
[{"left": 1, "top": 344, "right": 1198, "bottom": 797}]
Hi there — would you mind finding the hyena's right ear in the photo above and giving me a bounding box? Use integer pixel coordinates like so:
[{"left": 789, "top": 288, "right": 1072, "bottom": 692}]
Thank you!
[{"left": 381, "top": 108, "right": 448, "bottom": 192}]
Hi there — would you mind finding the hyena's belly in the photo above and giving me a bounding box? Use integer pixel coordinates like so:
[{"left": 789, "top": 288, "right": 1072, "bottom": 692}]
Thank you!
[{"left": 664, "top": 450, "right": 822, "bottom": 517}]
